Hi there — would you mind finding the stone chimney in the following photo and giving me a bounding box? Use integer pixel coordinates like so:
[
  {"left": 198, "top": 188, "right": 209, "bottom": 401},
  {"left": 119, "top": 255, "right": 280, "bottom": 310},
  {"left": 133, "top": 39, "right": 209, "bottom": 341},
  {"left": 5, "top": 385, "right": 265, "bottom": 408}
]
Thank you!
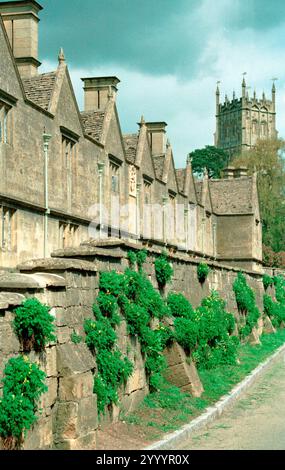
[
  {"left": 223, "top": 166, "right": 235, "bottom": 179},
  {"left": 145, "top": 122, "right": 167, "bottom": 155},
  {"left": 234, "top": 166, "right": 248, "bottom": 178},
  {"left": 81, "top": 77, "right": 120, "bottom": 111},
  {"left": 0, "top": 0, "right": 42, "bottom": 78}
]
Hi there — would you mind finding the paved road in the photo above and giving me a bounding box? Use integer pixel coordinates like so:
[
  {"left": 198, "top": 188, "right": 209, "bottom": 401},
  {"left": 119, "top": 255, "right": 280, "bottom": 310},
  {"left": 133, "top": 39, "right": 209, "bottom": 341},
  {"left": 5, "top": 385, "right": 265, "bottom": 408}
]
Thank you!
[{"left": 178, "top": 355, "right": 285, "bottom": 450}]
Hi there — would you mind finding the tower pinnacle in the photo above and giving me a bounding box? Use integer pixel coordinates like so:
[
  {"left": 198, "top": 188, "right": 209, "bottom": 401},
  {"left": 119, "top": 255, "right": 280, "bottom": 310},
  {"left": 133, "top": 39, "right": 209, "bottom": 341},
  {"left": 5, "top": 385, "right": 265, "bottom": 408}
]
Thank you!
[
  {"left": 242, "top": 72, "right": 246, "bottom": 99},
  {"left": 58, "top": 48, "right": 65, "bottom": 65}
]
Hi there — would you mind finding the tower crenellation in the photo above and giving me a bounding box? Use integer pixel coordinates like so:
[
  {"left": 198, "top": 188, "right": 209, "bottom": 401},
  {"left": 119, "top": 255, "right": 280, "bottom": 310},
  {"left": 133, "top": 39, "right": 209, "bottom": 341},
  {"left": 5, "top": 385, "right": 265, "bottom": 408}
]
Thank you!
[{"left": 215, "top": 77, "right": 278, "bottom": 156}]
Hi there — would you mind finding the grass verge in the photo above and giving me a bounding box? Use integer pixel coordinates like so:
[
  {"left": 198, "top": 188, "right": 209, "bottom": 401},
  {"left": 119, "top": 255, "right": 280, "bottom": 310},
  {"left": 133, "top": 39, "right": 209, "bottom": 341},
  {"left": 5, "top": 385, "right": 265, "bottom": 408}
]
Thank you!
[{"left": 122, "top": 329, "right": 285, "bottom": 442}]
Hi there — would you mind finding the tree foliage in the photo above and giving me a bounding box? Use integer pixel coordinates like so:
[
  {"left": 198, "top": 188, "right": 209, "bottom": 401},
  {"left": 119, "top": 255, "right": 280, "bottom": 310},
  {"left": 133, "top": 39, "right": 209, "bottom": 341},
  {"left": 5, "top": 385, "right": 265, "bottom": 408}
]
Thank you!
[
  {"left": 232, "top": 138, "right": 285, "bottom": 254},
  {"left": 189, "top": 145, "right": 229, "bottom": 179}
]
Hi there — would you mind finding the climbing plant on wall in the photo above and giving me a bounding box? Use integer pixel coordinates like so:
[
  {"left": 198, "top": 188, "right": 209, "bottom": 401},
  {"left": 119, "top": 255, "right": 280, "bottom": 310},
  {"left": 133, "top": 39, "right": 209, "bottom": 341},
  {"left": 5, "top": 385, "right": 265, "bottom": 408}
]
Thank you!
[
  {"left": 264, "top": 275, "right": 285, "bottom": 327},
  {"left": 0, "top": 355, "right": 47, "bottom": 450},
  {"left": 84, "top": 272, "right": 133, "bottom": 415},
  {"left": 154, "top": 252, "right": 173, "bottom": 290},
  {"left": 197, "top": 263, "right": 210, "bottom": 283},
  {"left": 262, "top": 274, "right": 274, "bottom": 291},
  {"left": 233, "top": 272, "right": 260, "bottom": 338},
  {"left": 167, "top": 291, "right": 238, "bottom": 369},
  {"left": 13, "top": 298, "right": 56, "bottom": 352}
]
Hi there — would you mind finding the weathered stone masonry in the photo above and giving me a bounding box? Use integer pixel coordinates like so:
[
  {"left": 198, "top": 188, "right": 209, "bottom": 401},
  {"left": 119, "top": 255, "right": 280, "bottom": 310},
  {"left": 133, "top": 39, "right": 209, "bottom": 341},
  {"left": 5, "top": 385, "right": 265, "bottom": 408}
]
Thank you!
[
  {"left": 0, "top": 240, "right": 276, "bottom": 449},
  {"left": 0, "top": 1, "right": 263, "bottom": 272}
]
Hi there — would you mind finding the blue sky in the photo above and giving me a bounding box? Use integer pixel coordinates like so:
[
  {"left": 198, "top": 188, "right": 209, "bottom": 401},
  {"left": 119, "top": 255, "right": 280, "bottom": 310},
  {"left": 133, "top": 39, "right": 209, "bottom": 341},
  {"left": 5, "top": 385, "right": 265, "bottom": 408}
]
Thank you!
[{"left": 37, "top": 0, "right": 285, "bottom": 167}]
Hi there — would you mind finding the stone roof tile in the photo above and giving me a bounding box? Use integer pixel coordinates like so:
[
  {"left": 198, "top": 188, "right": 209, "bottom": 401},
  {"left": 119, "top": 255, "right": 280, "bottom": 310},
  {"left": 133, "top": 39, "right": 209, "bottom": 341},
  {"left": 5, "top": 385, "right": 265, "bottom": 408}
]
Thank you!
[
  {"left": 123, "top": 133, "right": 138, "bottom": 164},
  {"left": 152, "top": 155, "right": 165, "bottom": 180},
  {"left": 195, "top": 181, "right": 203, "bottom": 204},
  {"left": 80, "top": 110, "right": 105, "bottom": 142},
  {"left": 22, "top": 72, "right": 57, "bottom": 111},
  {"left": 176, "top": 169, "right": 185, "bottom": 193}
]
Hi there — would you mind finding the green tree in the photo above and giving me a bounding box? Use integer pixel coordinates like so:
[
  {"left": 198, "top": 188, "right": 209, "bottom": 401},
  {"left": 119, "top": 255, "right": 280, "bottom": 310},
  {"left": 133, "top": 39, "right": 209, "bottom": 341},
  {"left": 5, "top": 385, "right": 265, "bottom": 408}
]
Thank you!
[
  {"left": 232, "top": 138, "right": 285, "bottom": 253},
  {"left": 188, "top": 145, "right": 229, "bottom": 178}
]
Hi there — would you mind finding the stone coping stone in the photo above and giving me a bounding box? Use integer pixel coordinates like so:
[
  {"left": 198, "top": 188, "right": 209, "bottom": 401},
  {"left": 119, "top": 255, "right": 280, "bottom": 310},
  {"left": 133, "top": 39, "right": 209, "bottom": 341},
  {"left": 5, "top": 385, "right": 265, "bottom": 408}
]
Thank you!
[
  {"left": 81, "top": 238, "right": 141, "bottom": 250},
  {"left": 52, "top": 246, "right": 123, "bottom": 259},
  {"left": 0, "top": 292, "right": 25, "bottom": 310},
  {"left": 0, "top": 272, "right": 66, "bottom": 291},
  {"left": 17, "top": 258, "right": 97, "bottom": 273},
  {"left": 61, "top": 237, "right": 264, "bottom": 277},
  {"left": 0, "top": 272, "right": 41, "bottom": 289},
  {"left": 31, "top": 273, "right": 66, "bottom": 288}
]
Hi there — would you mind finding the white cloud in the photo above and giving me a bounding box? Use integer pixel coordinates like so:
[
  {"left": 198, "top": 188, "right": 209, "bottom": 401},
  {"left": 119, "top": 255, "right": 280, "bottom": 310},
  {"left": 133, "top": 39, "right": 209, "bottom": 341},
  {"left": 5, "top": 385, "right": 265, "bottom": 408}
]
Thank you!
[{"left": 41, "top": 14, "right": 285, "bottom": 168}]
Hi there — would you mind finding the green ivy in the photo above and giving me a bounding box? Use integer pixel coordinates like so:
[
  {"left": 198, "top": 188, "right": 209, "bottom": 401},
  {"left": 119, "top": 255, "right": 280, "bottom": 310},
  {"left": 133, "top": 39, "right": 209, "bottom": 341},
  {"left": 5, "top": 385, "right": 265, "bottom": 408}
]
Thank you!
[
  {"left": 197, "top": 263, "right": 210, "bottom": 283},
  {"left": 121, "top": 268, "right": 170, "bottom": 390},
  {"left": 264, "top": 275, "right": 285, "bottom": 328},
  {"left": 233, "top": 272, "right": 260, "bottom": 338},
  {"left": 192, "top": 291, "right": 238, "bottom": 369},
  {"left": 94, "top": 266, "right": 171, "bottom": 391},
  {"left": 155, "top": 252, "right": 173, "bottom": 289},
  {"left": 155, "top": 323, "right": 174, "bottom": 350},
  {"left": 127, "top": 250, "right": 137, "bottom": 268},
  {"left": 99, "top": 271, "right": 127, "bottom": 297},
  {"left": 274, "top": 276, "right": 285, "bottom": 305},
  {"left": 127, "top": 249, "right": 148, "bottom": 271},
  {"left": 167, "top": 290, "right": 238, "bottom": 369},
  {"left": 0, "top": 356, "right": 47, "bottom": 449},
  {"left": 136, "top": 249, "right": 148, "bottom": 271},
  {"left": 263, "top": 294, "right": 285, "bottom": 328},
  {"left": 70, "top": 332, "right": 83, "bottom": 344},
  {"left": 174, "top": 317, "right": 198, "bottom": 351},
  {"left": 263, "top": 274, "right": 274, "bottom": 291},
  {"left": 96, "top": 292, "right": 121, "bottom": 327},
  {"left": 84, "top": 306, "right": 133, "bottom": 415},
  {"left": 167, "top": 292, "right": 194, "bottom": 319},
  {"left": 13, "top": 298, "right": 56, "bottom": 352}
]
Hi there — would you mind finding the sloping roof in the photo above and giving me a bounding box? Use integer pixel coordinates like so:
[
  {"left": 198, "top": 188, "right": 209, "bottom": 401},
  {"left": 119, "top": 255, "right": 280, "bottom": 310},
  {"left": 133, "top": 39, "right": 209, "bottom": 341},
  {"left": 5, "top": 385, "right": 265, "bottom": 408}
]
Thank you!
[
  {"left": 175, "top": 169, "right": 185, "bottom": 193},
  {"left": 22, "top": 72, "right": 57, "bottom": 111},
  {"left": 123, "top": 133, "right": 138, "bottom": 164},
  {"left": 195, "top": 181, "right": 203, "bottom": 205},
  {"left": 152, "top": 155, "right": 165, "bottom": 180},
  {"left": 209, "top": 177, "right": 254, "bottom": 214},
  {"left": 81, "top": 110, "right": 105, "bottom": 142}
]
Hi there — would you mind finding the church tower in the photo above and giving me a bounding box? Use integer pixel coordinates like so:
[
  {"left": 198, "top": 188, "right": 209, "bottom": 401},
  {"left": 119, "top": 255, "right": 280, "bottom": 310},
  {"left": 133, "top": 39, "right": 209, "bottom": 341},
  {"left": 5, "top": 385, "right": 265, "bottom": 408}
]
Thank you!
[{"left": 214, "top": 77, "right": 277, "bottom": 156}]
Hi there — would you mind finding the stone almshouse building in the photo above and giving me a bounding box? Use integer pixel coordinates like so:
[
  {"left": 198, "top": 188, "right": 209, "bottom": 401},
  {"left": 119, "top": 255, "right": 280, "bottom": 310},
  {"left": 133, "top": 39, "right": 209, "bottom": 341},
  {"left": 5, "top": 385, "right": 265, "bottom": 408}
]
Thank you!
[
  {"left": 215, "top": 78, "right": 277, "bottom": 155},
  {"left": 0, "top": 1, "right": 262, "bottom": 271}
]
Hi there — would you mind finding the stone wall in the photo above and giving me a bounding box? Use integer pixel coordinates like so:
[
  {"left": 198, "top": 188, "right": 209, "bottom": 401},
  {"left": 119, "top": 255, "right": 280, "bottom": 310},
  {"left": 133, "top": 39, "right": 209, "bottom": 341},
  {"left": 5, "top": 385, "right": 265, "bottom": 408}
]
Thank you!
[
  {"left": 0, "top": 261, "right": 99, "bottom": 450},
  {"left": 0, "top": 239, "right": 278, "bottom": 449}
]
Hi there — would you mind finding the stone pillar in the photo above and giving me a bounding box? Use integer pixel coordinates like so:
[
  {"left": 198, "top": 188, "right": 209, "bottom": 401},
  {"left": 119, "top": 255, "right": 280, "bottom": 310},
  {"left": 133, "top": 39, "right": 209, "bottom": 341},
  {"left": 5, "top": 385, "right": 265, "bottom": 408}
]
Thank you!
[{"left": 54, "top": 343, "right": 98, "bottom": 450}]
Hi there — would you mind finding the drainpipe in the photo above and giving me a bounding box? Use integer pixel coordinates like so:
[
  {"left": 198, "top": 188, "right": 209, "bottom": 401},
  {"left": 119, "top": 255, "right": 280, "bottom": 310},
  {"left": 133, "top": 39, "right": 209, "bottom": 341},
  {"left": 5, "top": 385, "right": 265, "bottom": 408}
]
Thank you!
[
  {"left": 201, "top": 215, "right": 206, "bottom": 256},
  {"left": 98, "top": 161, "right": 105, "bottom": 239},
  {"left": 136, "top": 182, "right": 141, "bottom": 241},
  {"left": 162, "top": 195, "right": 168, "bottom": 245},
  {"left": 213, "top": 221, "right": 217, "bottom": 260},
  {"left": 43, "top": 132, "right": 52, "bottom": 257},
  {"left": 184, "top": 205, "right": 189, "bottom": 251}
]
